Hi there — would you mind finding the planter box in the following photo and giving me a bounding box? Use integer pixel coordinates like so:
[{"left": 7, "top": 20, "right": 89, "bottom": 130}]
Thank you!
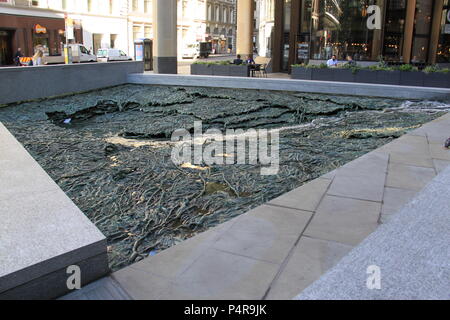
[
  {"left": 228, "top": 65, "right": 250, "bottom": 77},
  {"left": 333, "top": 69, "right": 355, "bottom": 82},
  {"left": 191, "top": 64, "right": 213, "bottom": 75},
  {"left": 375, "top": 70, "right": 401, "bottom": 85},
  {"left": 191, "top": 64, "right": 249, "bottom": 77},
  {"left": 291, "top": 67, "right": 312, "bottom": 80},
  {"left": 312, "top": 68, "right": 335, "bottom": 81},
  {"left": 354, "top": 69, "right": 378, "bottom": 83},
  {"left": 291, "top": 66, "right": 450, "bottom": 88},
  {"left": 400, "top": 71, "right": 424, "bottom": 87},
  {"left": 212, "top": 65, "right": 230, "bottom": 76},
  {"left": 423, "top": 72, "right": 450, "bottom": 88}
]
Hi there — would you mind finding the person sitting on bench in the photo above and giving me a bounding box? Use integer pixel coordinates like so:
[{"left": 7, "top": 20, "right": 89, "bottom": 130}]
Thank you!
[{"left": 233, "top": 54, "right": 243, "bottom": 65}]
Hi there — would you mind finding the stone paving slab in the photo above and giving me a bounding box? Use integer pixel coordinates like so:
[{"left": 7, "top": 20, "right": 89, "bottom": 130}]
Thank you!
[
  {"left": 266, "top": 237, "right": 353, "bottom": 300},
  {"left": 211, "top": 205, "right": 312, "bottom": 264},
  {"left": 268, "top": 178, "right": 331, "bottom": 212},
  {"left": 296, "top": 166, "right": 450, "bottom": 300},
  {"left": 386, "top": 163, "right": 436, "bottom": 191},
  {"left": 0, "top": 122, "right": 108, "bottom": 299},
  {"left": 381, "top": 187, "right": 418, "bottom": 216},
  {"left": 303, "top": 195, "right": 381, "bottom": 246}
]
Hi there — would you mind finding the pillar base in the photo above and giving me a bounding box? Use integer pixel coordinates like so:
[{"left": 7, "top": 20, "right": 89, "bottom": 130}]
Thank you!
[{"left": 153, "top": 56, "right": 177, "bottom": 74}]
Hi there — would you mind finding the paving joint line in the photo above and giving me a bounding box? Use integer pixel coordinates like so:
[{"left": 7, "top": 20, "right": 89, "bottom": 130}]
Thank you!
[{"left": 261, "top": 175, "right": 334, "bottom": 300}]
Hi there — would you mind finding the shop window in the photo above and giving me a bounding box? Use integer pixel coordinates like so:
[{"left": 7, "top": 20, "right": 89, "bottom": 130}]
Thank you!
[
  {"left": 0, "top": 30, "right": 13, "bottom": 65},
  {"left": 257, "top": 0, "right": 275, "bottom": 58},
  {"left": 410, "top": 0, "right": 433, "bottom": 63},
  {"left": 437, "top": 0, "right": 450, "bottom": 63},
  {"left": 110, "top": 34, "right": 117, "bottom": 48},
  {"left": 383, "top": 0, "right": 407, "bottom": 61},
  {"left": 309, "top": 0, "right": 386, "bottom": 61},
  {"left": 282, "top": 0, "right": 291, "bottom": 71}
]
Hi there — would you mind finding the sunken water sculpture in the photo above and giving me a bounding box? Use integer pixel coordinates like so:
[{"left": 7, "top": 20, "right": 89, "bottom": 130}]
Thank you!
[{"left": 0, "top": 84, "right": 447, "bottom": 270}]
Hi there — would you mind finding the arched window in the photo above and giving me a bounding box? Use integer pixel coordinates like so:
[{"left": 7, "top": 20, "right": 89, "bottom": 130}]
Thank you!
[{"left": 207, "top": 5, "right": 212, "bottom": 20}]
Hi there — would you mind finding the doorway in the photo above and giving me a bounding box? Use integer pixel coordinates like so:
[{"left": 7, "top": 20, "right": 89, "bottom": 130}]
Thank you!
[
  {"left": 0, "top": 29, "right": 13, "bottom": 65},
  {"left": 93, "top": 33, "right": 102, "bottom": 55}
]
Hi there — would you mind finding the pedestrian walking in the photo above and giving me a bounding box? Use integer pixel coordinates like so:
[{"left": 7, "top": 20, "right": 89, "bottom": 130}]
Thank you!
[{"left": 32, "top": 48, "right": 43, "bottom": 66}]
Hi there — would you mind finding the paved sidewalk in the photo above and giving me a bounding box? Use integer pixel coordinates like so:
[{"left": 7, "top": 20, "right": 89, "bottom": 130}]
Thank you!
[
  {"left": 296, "top": 165, "right": 450, "bottom": 300},
  {"left": 62, "top": 113, "right": 450, "bottom": 300}
]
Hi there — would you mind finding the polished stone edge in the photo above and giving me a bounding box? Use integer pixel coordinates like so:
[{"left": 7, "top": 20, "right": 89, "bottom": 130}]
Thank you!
[
  {"left": 128, "top": 73, "right": 450, "bottom": 100},
  {"left": 0, "top": 239, "right": 107, "bottom": 294},
  {"left": 0, "top": 253, "right": 109, "bottom": 300},
  {"left": 0, "top": 123, "right": 109, "bottom": 299},
  {"left": 153, "top": 56, "right": 177, "bottom": 74}
]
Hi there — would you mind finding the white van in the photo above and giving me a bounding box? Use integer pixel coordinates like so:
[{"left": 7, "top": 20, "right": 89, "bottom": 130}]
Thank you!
[
  {"left": 182, "top": 44, "right": 200, "bottom": 59},
  {"left": 97, "top": 49, "right": 133, "bottom": 62},
  {"left": 42, "top": 44, "right": 97, "bottom": 64}
]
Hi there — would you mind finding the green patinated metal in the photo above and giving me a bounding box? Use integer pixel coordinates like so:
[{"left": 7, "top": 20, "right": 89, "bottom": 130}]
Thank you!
[{"left": 0, "top": 84, "right": 447, "bottom": 271}]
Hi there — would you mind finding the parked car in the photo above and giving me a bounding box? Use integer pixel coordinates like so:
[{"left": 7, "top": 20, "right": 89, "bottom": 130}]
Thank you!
[
  {"left": 97, "top": 49, "right": 133, "bottom": 62},
  {"left": 42, "top": 44, "right": 97, "bottom": 64}
]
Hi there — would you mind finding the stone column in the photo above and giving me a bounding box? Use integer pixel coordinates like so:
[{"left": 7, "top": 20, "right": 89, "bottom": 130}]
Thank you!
[
  {"left": 236, "top": 0, "right": 254, "bottom": 57},
  {"left": 153, "top": 0, "right": 177, "bottom": 74},
  {"left": 428, "top": 0, "right": 444, "bottom": 64},
  {"left": 402, "top": 0, "right": 416, "bottom": 63}
]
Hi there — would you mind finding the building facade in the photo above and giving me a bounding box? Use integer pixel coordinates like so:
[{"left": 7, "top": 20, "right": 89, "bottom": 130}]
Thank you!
[
  {"left": 0, "top": 0, "right": 68, "bottom": 64},
  {"left": 0, "top": 0, "right": 128, "bottom": 64},
  {"left": 204, "top": 0, "right": 236, "bottom": 53},
  {"left": 255, "top": 0, "right": 450, "bottom": 72},
  {"left": 0, "top": 0, "right": 237, "bottom": 65}
]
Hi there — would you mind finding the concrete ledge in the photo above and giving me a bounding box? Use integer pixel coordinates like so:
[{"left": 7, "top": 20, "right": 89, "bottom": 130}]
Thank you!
[
  {"left": 0, "top": 122, "right": 108, "bottom": 299},
  {"left": 295, "top": 166, "right": 450, "bottom": 300},
  {"left": 127, "top": 73, "right": 450, "bottom": 100},
  {"left": 0, "top": 61, "right": 144, "bottom": 105}
]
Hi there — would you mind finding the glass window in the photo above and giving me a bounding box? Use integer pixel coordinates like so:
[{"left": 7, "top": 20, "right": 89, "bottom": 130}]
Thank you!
[
  {"left": 144, "top": 0, "right": 151, "bottom": 14},
  {"left": 411, "top": 0, "right": 433, "bottom": 63},
  {"left": 257, "top": 0, "right": 276, "bottom": 58},
  {"left": 437, "top": 0, "right": 450, "bottom": 63},
  {"left": 144, "top": 26, "right": 151, "bottom": 39},
  {"left": 309, "top": 0, "right": 386, "bottom": 61},
  {"left": 383, "top": 0, "right": 407, "bottom": 62},
  {"left": 282, "top": 0, "right": 291, "bottom": 71}
]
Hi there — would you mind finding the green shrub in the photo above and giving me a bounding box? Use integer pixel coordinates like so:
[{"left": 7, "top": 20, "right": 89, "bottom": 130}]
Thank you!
[
  {"left": 397, "top": 64, "right": 418, "bottom": 72},
  {"left": 367, "top": 64, "right": 395, "bottom": 71},
  {"left": 424, "top": 65, "right": 450, "bottom": 74},
  {"left": 291, "top": 63, "right": 328, "bottom": 69},
  {"left": 193, "top": 60, "right": 231, "bottom": 65}
]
